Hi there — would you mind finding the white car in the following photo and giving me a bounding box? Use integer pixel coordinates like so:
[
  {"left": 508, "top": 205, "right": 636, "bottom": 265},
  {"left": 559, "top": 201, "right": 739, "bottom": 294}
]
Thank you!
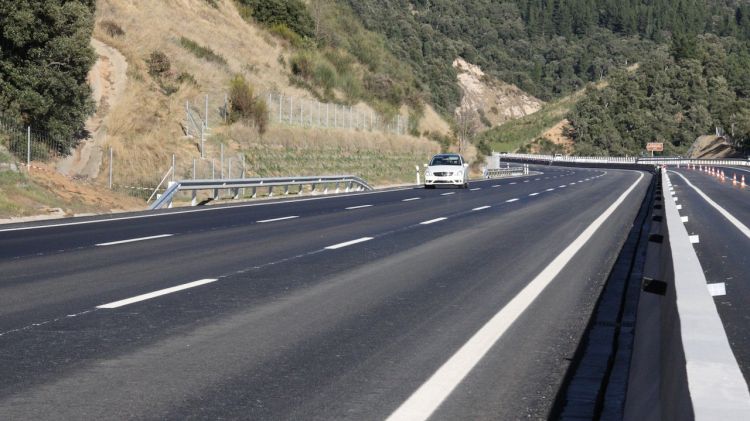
[{"left": 424, "top": 153, "right": 469, "bottom": 189}]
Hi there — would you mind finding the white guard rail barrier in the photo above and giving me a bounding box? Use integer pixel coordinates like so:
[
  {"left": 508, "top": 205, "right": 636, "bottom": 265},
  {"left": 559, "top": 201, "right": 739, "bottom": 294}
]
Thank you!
[
  {"left": 497, "top": 153, "right": 750, "bottom": 167},
  {"left": 149, "top": 175, "right": 373, "bottom": 210},
  {"left": 483, "top": 166, "right": 527, "bottom": 178}
]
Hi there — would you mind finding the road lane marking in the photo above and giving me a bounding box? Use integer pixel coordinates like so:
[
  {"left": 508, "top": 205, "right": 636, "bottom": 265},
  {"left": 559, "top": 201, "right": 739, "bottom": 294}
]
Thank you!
[
  {"left": 97, "top": 279, "right": 218, "bottom": 309},
  {"left": 670, "top": 171, "right": 750, "bottom": 240},
  {"left": 256, "top": 216, "right": 299, "bottom": 223},
  {"left": 386, "top": 172, "right": 645, "bottom": 421},
  {"left": 492, "top": 185, "right": 501, "bottom": 188},
  {"left": 95, "top": 234, "right": 173, "bottom": 247},
  {"left": 402, "top": 197, "right": 421, "bottom": 202},
  {"left": 546, "top": 188, "right": 555, "bottom": 192},
  {"left": 681, "top": 216, "right": 689, "bottom": 223},
  {"left": 559, "top": 185, "right": 566, "bottom": 188},
  {"left": 472, "top": 206, "right": 491, "bottom": 211},
  {"left": 325, "top": 237, "right": 374, "bottom": 250},
  {"left": 345, "top": 205, "right": 373, "bottom": 210},
  {"left": 529, "top": 193, "right": 539, "bottom": 196},
  {"left": 506, "top": 198, "right": 519, "bottom": 203},
  {"left": 470, "top": 188, "right": 481, "bottom": 191},
  {"left": 569, "top": 182, "right": 576, "bottom": 185},
  {"left": 707, "top": 283, "right": 726, "bottom": 297},
  {"left": 523, "top": 180, "right": 530, "bottom": 183},
  {"left": 420, "top": 217, "right": 447, "bottom": 225},
  {"left": 440, "top": 192, "right": 455, "bottom": 196},
  {"left": 690, "top": 235, "right": 700, "bottom": 243}
]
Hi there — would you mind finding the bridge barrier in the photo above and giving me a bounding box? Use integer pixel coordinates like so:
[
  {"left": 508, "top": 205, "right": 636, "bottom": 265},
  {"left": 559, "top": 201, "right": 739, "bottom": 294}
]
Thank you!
[{"left": 624, "top": 170, "right": 750, "bottom": 420}]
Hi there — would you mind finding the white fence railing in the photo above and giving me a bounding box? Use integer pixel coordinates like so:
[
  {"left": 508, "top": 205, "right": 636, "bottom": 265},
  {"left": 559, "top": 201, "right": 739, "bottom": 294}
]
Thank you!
[{"left": 497, "top": 153, "right": 750, "bottom": 167}]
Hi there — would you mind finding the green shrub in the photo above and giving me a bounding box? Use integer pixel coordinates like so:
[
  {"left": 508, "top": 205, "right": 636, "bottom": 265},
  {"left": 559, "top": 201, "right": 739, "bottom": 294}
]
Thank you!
[
  {"left": 235, "top": 0, "right": 315, "bottom": 38},
  {"left": 229, "top": 75, "right": 268, "bottom": 134},
  {"left": 179, "top": 37, "right": 227, "bottom": 65},
  {"left": 312, "top": 62, "right": 337, "bottom": 92},
  {"left": 100, "top": 20, "right": 125, "bottom": 37},
  {"left": 147, "top": 51, "right": 171, "bottom": 77},
  {"left": 269, "top": 23, "right": 304, "bottom": 47},
  {"left": 176, "top": 72, "right": 197, "bottom": 86},
  {"left": 290, "top": 52, "right": 314, "bottom": 79}
]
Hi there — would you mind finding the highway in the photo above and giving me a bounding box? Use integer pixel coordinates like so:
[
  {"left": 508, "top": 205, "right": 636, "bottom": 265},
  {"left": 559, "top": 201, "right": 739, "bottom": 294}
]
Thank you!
[
  {"left": 668, "top": 166, "right": 750, "bottom": 382},
  {"left": 0, "top": 166, "right": 650, "bottom": 420}
]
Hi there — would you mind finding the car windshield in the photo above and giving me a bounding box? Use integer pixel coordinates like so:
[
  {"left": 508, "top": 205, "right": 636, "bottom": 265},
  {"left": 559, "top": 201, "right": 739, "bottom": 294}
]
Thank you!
[{"left": 430, "top": 156, "right": 461, "bottom": 166}]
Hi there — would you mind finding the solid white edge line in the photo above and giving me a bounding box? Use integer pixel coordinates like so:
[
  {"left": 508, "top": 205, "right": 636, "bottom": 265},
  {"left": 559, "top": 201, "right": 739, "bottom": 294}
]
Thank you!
[
  {"left": 670, "top": 171, "right": 750, "bottom": 240},
  {"left": 324, "top": 237, "right": 374, "bottom": 250},
  {"left": 97, "top": 279, "right": 218, "bottom": 309},
  {"left": 472, "top": 206, "right": 491, "bottom": 211},
  {"left": 420, "top": 217, "right": 447, "bottom": 225},
  {"left": 403, "top": 197, "right": 421, "bottom": 202},
  {"left": 345, "top": 205, "right": 373, "bottom": 210},
  {"left": 0, "top": 186, "right": 417, "bottom": 233},
  {"left": 256, "top": 216, "right": 300, "bottom": 223},
  {"left": 95, "top": 234, "right": 174, "bottom": 247},
  {"left": 386, "top": 172, "right": 644, "bottom": 421}
]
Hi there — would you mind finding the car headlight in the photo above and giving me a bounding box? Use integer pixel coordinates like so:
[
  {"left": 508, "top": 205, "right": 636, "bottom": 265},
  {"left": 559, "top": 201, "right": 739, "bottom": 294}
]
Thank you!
[
  {"left": 425, "top": 169, "right": 432, "bottom": 176},
  {"left": 456, "top": 170, "right": 463, "bottom": 177}
]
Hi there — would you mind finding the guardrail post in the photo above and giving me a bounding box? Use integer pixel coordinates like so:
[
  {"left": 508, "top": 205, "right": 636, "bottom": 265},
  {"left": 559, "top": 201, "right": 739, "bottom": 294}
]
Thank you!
[
  {"left": 191, "top": 190, "right": 197, "bottom": 206},
  {"left": 251, "top": 186, "right": 257, "bottom": 198},
  {"left": 416, "top": 165, "right": 420, "bottom": 184},
  {"left": 171, "top": 154, "right": 176, "bottom": 182},
  {"left": 26, "top": 126, "right": 31, "bottom": 168},
  {"left": 335, "top": 182, "right": 340, "bottom": 193},
  {"left": 109, "top": 147, "right": 113, "bottom": 189},
  {"left": 284, "top": 183, "right": 290, "bottom": 195},
  {"left": 268, "top": 185, "right": 273, "bottom": 197},
  {"left": 324, "top": 183, "right": 329, "bottom": 194}
]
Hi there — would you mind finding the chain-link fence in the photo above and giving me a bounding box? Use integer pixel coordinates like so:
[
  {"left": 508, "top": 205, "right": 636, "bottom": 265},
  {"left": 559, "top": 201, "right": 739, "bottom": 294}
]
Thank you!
[{"left": 0, "top": 114, "right": 69, "bottom": 163}]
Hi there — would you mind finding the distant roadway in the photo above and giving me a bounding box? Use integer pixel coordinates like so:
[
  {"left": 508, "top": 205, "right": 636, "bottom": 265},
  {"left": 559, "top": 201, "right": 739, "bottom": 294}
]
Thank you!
[{"left": 0, "top": 166, "right": 650, "bottom": 419}]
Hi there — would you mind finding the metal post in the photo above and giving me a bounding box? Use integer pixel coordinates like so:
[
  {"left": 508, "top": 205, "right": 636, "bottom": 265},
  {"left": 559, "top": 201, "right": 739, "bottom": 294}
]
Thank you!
[
  {"left": 200, "top": 125, "right": 205, "bottom": 158},
  {"left": 416, "top": 165, "right": 420, "bottom": 185},
  {"left": 26, "top": 126, "right": 31, "bottom": 167},
  {"left": 109, "top": 147, "right": 113, "bottom": 189},
  {"left": 220, "top": 143, "right": 224, "bottom": 179},
  {"left": 205, "top": 95, "right": 209, "bottom": 129},
  {"left": 171, "top": 154, "right": 176, "bottom": 181}
]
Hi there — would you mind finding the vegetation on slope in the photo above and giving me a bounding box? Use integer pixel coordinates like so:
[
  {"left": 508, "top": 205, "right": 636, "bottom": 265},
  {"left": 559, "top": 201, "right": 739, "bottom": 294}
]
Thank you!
[{"left": 569, "top": 35, "right": 750, "bottom": 155}]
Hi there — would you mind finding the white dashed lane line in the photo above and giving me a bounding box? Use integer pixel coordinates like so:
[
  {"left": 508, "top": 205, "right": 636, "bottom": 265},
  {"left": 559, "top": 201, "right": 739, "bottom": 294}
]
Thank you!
[
  {"left": 420, "top": 217, "right": 448, "bottom": 225},
  {"left": 441, "top": 192, "right": 455, "bottom": 196},
  {"left": 96, "top": 234, "right": 174, "bottom": 247},
  {"left": 529, "top": 193, "right": 539, "bottom": 197},
  {"left": 402, "top": 197, "right": 421, "bottom": 202},
  {"left": 97, "top": 279, "right": 218, "bottom": 309},
  {"left": 325, "top": 237, "right": 374, "bottom": 250},
  {"left": 345, "top": 205, "right": 373, "bottom": 210},
  {"left": 506, "top": 198, "right": 519, "bottom": 203},
  {"left": 472, "top": 206, "right": 491, "bottom": 211},
  {"left": 256, "top": 216, "right": 299, "bottom": 223}
]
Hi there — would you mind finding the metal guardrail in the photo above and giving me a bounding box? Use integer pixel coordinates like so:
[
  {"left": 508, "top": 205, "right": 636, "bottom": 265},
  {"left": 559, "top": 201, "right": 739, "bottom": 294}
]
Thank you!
[
  {"left": 148, "top": 175, "right": 373, "bottom": 210},
  {"left": 483, "top": 166, "right": 527, "bottom": 178},
  {"left": 497, "top": 153, "right": 750, "bottom": 167}
]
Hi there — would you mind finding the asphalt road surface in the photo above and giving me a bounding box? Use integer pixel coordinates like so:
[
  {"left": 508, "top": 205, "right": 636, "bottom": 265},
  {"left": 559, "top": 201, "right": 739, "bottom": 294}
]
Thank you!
[
  {"left": 668, "top": 166, "right": 750, "bottom": 384},
  {"left": 0, "top": 166, "right": 650, "bottom": 420}
]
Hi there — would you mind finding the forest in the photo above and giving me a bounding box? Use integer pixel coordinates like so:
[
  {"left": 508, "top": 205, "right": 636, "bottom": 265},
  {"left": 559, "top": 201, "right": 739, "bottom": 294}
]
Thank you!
[{"left": 345, "top": 0, "right": 750, "bottom": 154}]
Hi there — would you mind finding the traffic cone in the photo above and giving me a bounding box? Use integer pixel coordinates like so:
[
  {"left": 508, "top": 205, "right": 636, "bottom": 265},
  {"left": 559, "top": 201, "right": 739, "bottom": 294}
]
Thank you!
[
  {"left": 742, "top": 175, "right": 747, "bottom": 188},
  {"left": 733, "top": 173, "right": 737, "bottom": 185}
]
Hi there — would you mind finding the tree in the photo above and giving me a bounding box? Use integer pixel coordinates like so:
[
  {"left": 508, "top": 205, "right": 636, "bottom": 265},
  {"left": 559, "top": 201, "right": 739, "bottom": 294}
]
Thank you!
[{"left": 0, "top": 0, "right": 96, "bottom": 153}]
